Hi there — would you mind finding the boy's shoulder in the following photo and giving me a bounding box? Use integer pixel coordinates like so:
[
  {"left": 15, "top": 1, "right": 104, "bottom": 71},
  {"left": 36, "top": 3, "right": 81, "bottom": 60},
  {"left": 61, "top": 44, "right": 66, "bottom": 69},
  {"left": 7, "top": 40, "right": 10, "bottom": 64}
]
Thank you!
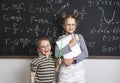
[{"left": 31, "top": 56, "right": 42, "bottom": 62}]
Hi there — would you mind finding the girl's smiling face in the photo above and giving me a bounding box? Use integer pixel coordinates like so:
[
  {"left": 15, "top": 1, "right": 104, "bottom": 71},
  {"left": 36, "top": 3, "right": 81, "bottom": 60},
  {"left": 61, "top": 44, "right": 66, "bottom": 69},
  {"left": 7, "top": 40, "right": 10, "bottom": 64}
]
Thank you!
[{"left": 63, "top": 17, "right": 77, "bottom": 34}]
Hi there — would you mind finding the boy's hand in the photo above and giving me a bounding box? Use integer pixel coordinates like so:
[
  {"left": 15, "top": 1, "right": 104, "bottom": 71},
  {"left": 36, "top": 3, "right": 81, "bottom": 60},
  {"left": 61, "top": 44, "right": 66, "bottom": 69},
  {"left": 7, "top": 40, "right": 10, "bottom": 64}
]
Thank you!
[
  {"left": 58, "top": 58, "right": 62, "bottom": 64},
  {"left": 55, "top": 58, "right": 62, "bottom": 72}
]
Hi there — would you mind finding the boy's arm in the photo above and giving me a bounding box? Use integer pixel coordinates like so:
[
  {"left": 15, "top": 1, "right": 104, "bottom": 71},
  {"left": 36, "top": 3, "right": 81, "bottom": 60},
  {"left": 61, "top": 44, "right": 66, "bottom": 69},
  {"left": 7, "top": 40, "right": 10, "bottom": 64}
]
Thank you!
[
  {"left": 30, "top": 72, "right": 35, "bottom": 83},
  {"left": 30, "top": 62, "right": 36, "bottom": 83}
]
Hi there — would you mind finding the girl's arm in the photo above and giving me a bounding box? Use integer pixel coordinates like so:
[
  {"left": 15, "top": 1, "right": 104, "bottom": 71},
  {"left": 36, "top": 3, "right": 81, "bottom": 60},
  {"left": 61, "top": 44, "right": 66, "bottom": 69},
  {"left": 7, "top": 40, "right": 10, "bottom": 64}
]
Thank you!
[
  {"left": 73, "top": 34, "right": 88, "bottom": 63},
  {"left": 55, "top": 36, "right": 71, "bottom": 58}
]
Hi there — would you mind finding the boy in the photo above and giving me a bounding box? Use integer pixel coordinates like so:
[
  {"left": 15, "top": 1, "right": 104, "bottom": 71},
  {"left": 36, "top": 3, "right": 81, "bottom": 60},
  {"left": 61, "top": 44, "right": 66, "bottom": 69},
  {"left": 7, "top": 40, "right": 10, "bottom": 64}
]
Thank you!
[{"left": 30, "top": 37, "right": 55, "bottom": 83}]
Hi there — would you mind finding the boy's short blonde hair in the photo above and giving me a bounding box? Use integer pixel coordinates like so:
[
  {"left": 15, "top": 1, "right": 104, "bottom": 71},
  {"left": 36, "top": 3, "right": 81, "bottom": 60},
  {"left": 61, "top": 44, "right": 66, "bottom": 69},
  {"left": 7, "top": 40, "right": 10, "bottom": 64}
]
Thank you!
[{"left": 36, "top": 37, "right": 50, "bottom": 48}]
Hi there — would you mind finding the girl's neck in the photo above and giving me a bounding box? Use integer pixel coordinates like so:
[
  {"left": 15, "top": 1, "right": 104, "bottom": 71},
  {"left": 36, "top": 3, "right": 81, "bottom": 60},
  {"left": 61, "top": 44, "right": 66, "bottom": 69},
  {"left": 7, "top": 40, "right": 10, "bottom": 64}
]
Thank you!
[{"left": 65, "top": 32, "right": 74, "bottom": 35}]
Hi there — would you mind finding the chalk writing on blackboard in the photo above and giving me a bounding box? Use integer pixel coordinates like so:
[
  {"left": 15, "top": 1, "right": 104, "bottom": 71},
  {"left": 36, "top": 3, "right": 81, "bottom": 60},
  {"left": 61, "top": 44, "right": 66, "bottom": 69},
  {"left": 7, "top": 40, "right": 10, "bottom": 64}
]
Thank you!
[{"left": 0, "top": 0, "right": 120, "bottom": 57}]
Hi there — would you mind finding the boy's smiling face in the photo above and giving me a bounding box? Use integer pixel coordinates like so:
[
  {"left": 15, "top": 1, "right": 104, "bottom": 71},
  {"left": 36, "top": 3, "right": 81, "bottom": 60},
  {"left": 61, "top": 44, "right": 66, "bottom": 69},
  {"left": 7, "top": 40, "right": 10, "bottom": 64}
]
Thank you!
[{"left": 37, "top": 40, "right": 51, "bottom": 56}]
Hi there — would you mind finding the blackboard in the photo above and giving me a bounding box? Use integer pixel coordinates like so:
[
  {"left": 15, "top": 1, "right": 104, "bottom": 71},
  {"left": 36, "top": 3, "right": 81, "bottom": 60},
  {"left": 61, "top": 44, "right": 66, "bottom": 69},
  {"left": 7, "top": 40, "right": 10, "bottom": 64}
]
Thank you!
[{"left": 0, "top": 0, "right": 120, "bottom": 58}]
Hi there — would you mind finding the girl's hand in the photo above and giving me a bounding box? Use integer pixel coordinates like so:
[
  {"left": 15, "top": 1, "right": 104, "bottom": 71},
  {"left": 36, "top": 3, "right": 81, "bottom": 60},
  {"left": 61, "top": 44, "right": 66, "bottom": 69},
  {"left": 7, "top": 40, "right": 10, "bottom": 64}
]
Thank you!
[
  {"left": 69, "top": 34, "right": 78, "bottom": 47},
  {"left": 64, "top": 58, "right": 73, "bottom": 66}
]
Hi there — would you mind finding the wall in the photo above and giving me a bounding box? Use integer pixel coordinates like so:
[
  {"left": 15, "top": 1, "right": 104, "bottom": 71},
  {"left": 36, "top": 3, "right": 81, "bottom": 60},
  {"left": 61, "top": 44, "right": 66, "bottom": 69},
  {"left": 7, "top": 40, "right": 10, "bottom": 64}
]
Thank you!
[
  {"left": 0, "top": 59, "right": 120, "bottom": 83},
  {"left": 0, "top": 59, "right": 31, "bottom": 83},
  {"left": 84, "top": 59, "right": 120, "bottom": 83}
]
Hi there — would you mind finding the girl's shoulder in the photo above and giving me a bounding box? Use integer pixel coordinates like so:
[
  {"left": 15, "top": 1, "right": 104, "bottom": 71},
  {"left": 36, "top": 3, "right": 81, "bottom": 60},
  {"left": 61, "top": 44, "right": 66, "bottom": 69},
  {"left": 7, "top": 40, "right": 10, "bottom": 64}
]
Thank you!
[
  {"left": 57, "top": 35, "right": 65, "bottom": 40},
  {"left": 76, "top": 34, "right": 84, "bottom": 39}
]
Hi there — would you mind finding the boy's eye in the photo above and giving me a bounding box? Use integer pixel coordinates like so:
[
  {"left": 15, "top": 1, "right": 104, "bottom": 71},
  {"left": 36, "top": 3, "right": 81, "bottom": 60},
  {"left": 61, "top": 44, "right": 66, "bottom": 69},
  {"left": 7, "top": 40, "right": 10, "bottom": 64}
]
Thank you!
[{"left": 40, "top": 45, "right": 50, "bottom": 48}]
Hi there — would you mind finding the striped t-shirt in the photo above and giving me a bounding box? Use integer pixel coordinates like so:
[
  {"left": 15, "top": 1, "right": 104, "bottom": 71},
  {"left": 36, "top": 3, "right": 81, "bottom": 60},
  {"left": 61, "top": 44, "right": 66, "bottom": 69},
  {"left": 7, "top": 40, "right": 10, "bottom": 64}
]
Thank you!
[{"left": 30, "top": 54, "right": 55, "bottom": 83}]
